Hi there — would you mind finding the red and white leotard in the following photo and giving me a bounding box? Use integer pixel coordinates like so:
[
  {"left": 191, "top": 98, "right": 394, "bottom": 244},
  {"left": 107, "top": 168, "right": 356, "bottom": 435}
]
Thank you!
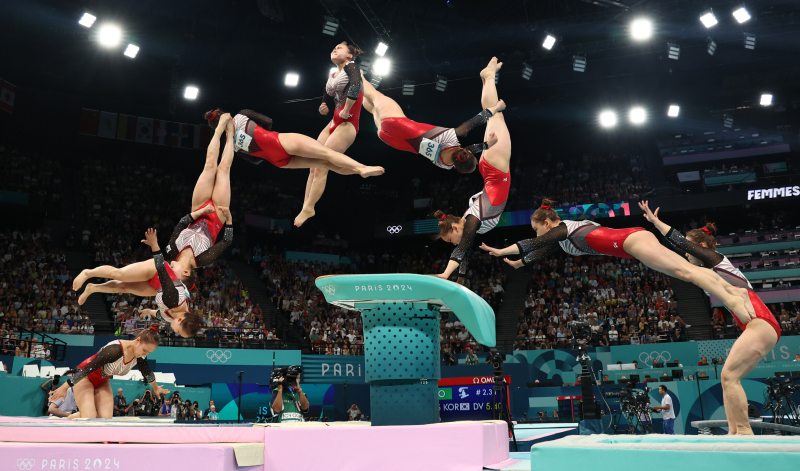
[
  {"left": 516, "top": 220, "right": 645, "bottom": 263},
  {"left": 148, "top": 252, "right": 189, "bottom": 319},
  {"left": 166, "top": 211, "right": 233, "bottom": 268},
  {"left": 75, "top": 340, "right": 155, "bottom": 388},
  {"left": 324, "top": 61, "right": 363, "bottom": 133},
  {"left": 230, "top": 111, "right": 292, "bottom": 168},
  {"left": 462, "top": 158, "right": 511, "bottom": 234}
]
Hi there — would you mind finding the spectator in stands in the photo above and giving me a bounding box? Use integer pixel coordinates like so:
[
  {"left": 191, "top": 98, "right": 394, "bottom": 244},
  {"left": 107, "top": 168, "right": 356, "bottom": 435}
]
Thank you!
[
  {"left": 204, "top": 400, "right": 216, "bottom": 418},
  {"left": 794, "top": 354, "right": 800, "bottom": 362},
  {"left": 465, "top": 348, "right": 479, "bottom": 365},
  {"left": 347, "top": 404, "right": 362, "bottom": 421},
  {"left": 208, "top": 405, "right": 219, "bottom": 420},
  {"left": 698, "top": 357, "right": 710, "bottom": 366}
]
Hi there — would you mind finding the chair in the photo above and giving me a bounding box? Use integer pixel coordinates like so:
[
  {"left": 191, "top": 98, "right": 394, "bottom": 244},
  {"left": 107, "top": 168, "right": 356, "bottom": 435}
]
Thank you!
[
  {"left": 39, "top": 366, "right": 56, "bottom": 378},
  {"left": 651, "top": 362, "right": 663, "bottom": 368}
]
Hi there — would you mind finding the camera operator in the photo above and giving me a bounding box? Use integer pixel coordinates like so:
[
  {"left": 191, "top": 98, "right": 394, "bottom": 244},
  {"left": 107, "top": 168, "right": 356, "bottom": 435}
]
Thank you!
[
  {"left": 114, "top": 388, "right": 135, "bottom": 417},
  {"left": 652, "top": 385, "right": 675, "bottom": 434},
  {"left": 271, "top": 366, "right": 309, "bottom": 423}
]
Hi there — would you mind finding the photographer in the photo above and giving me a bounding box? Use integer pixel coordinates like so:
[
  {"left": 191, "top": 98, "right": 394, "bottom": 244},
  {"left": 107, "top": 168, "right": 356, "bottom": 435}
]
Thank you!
[
  {"left": 40, "top": 375, "right": 61, "bottom": 415},
  {"left": 347, "top": 404, "right": 362, "bottom": 421},
  {"left": 271, "top": 366, "right": 309, "bottom": 423}
]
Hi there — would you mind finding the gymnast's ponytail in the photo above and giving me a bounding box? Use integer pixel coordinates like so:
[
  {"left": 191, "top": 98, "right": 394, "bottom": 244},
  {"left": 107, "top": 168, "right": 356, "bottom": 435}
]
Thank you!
[
  {"left": 531, "top": 198, "right": 560, "bottom": 224},
  {"left": 136, "top": 326, "right": 161, "bottom": 345},
  {"left": 686, "top": 222, "right": 717, "bottom": 250},
  {"left": 452, "top": 149, "right": 478, "bottom": 174},
  {"left": 432, "top": 210, "right": 462, "bottom": 240},
  {"left": 340, "top": 41, "right": 363, "bottom": 60},
  {"left": 204, "top": 109, "right": 225, "bottom": 129}
]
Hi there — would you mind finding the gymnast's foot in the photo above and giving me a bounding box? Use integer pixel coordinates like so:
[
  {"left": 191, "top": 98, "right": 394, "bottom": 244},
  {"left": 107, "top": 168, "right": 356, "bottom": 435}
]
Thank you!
[
  {"left": 480, "top": 57, "right": 503, "bottom": 83},
  {"left": 294, "top": 207, "right": 315, "bottom": 227},
  {"left": 73, "top": 269, "right": 91, "bottom": 291},
  {"left": 358, "top": 166, "right": 385, "bottom": 178},
  {"left": 78, "top": 284, "right": 96, "bottom": 305}
]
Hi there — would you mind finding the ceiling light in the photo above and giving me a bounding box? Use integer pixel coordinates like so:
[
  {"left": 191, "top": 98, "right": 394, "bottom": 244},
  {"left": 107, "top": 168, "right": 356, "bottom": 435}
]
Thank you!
[
  {"left": 522, "top": 63, "right": 532, "bottom": 80},
  {"left": 631, "top": 19, "right": 652, "bottom": 40},
  {"left": 707, "top": 38, "right": 717, "bottom": 55},
  {"left": 403, "top": 80, "right": 415, "bottom": 96},
  {"left": 668, "top": 105, "right": 680, "bottom": 117},
  {"left": 744, "top": 33, "right": 756, "bottom": 50},
  {"left": 123, "top": 44, "right": 139, "bottom": 58},
  {"left": 322, "top": 16, "right": 339, "bottom": 36},
  {"left": 543, "top": 35, "right": 556, "bottom": 50},
  {"left": 700, "top": 9, "right": 718, "bottom": 28},
  {"left": 599, "top": 111, "right": 617, "bottom": 128},
  {"left": 373, "top": 58, "right": 391, "bottom": 76},
  {"left": 733, "top": 6, "right": 751, "bottom": 23},
  {"left": 79, "top": 13, "right": 97, "bottom": 28},
  {"left": 573, "top": 55, "right": 586, "bottom": 72},
  {"left": 629, "top": 107, "right": 646, "bottom": 124},
  {"left": 97, "top": 24, "right": 122, "bottom": 47},
  {"left": 375, "top": 42, "right": 388, "bottom": 56},
  {"left": 285, "top": 73, "right": 299, "bottom": 86},
  {"left": 435, "top": 76, "right": 447, "bottom": 92},
  {"left": 184, "top": 86, "right": 199, "bottom": 99},
  {"left": 761, "top": 94, "right": 773, "bottom": 106},
  {"left": 668, "top": 43, "right": 680, "bottom": 60}
]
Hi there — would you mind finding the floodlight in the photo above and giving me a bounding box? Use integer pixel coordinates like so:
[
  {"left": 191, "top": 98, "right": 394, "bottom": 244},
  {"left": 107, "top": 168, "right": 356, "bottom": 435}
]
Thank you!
[
  {"left": 403, "top": 80, "right": 415, "bottom": 96},
  {"left": 285, "top": 73, "right": 299, "bottom": 86},
  {"left": 733, "top": 6, "right": 751, "bottom": 23},
  {"left": 369, "top": 76, "right": 382, "bottom": 87},
  {"left": 629, "top": 107, "right": 646, "bottom": 124},
  {"left": 668, "top": 105, "right": 680, "bottom": 117},
  {"left": 668, "top": 43, "right": 680, "bottom": 60},
  {"left": 323, "top": 16, "right": 339, "bottom": 36},
  {"left": 761, "top": 94, "right": 773, "bottom": 106},
  {"left": 573, "top": 55, "right": 586, "bottom": 72},
  {"left": 435, "top": 76, "right": 447, "bottom": 92},
  {"left": 744, "top": 33, "right": 756, "bottom": 50},
  {"left": 723, "top": 113, "right": 733, "bottom": 128},
  {"left": 375, "top": 42, "right": 388, "bottom": 56},
  {"left": 98, "top": 24, "right": 122, "bottom": 47},
  {"left": 707, "top": 38, "right": 717, "bottom": 55},
  {"left": 631, "top": 19, "right": 652, "bottom": 40},
  {"left": 79, "top": 13, "right": 97, "bottom": 28},
  {"left": 373, "top": 58, "right": 391, "bottom": 76},
  {"left": 123, "top": 44, "right": 139, "bottom": 58},
  {"left": 522, "top": 63, "right": 533, "bottom": 80},
  {"left": 700, "top": 10, "right": 718, "bottom": 28},
  {"left": 184, "top": 86, "right": 199, "bottom": 99},
  {"left": 599, "top": 111, "right": 617, "bottom": 128},
  {"left": 543, "top": 35, "right": 556, "bottom": 50}
]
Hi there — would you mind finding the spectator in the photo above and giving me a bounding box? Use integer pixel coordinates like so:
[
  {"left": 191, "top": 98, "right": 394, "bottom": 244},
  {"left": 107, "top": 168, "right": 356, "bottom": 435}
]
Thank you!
[
  {"left": 465, "top": 348, "right": 479, "bottom": 365},
  {"left": 208, "top": 405, "right": 219, "bottom": 420},
  {"left": 204, "top": 400, "right": 216, "bottom": 418},
  {"left": 698, "top": 357, "right": 710, "bottom": 366},
  {"left": 347, "top": 404, "right": 362, "bottom": 421},
  {"left": 113, "top": 388, "right": 133, "bottom": 417},
  {"left": 794, "top": 354, "right": 800, "bottom": 362}
]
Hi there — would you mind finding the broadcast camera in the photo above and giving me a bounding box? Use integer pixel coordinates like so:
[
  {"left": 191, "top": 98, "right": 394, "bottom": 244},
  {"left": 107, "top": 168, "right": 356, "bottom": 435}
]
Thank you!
[
  {"left": 270, "top": 365, "right": 303, "bottom": 390},
  {"left": 568, "top": 321, "right": 592, "bottom": 349}
]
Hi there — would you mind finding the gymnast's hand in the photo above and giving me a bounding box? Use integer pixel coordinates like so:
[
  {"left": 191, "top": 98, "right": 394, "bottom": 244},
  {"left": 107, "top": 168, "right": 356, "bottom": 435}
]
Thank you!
[
  {"left": 218, "top": 113, "right": 232, "bottom": 128},
  {"left": 141, "top": 228, "right": 160, "bottom": 251},
  {"left": 480, "top": 242, "right": 502, "bottom": 257},
  {"left": 218, "top": 206, "right": 232, "bottom": 225},
  {"left": 339, "top": 107, "right": 352, "bottom": 120},
  {"left": 197, "top": 205, "right": 216, "bottom": 216},
  {"left": 319, "top": 103, "right": 330, "bottom": 115},
  {"left": 432, "top": 273, "right": 449, "bottom": 280},
  {"left": 48, "top": 383, "right": 68, "bottom": 403},
  {"left": 491, "top": 99, "right": 506, "bottom": 114},
  {"left": 503, "top": 258, "right": 523, "bottom": 269},
  {"left": 638, "top": 201, "right": 661, "bottom": 224},
  {"left": 152, "top": 384, "right": 170, "bottom": 398}
]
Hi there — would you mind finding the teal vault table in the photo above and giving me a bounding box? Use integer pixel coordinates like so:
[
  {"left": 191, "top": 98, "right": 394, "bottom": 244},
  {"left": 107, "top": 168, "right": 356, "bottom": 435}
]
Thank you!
[{"left": 315, "top": 274, "right": 496, "bottom": 426}]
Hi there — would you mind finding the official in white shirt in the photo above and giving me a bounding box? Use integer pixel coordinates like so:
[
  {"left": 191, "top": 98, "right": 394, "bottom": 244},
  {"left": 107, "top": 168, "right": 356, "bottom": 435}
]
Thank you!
[
  {"left": 48, "top": 387, "right": 77, "bottom": 417},
  {"left": 653, "top": 384, "right": 676, "bottom": 434}
]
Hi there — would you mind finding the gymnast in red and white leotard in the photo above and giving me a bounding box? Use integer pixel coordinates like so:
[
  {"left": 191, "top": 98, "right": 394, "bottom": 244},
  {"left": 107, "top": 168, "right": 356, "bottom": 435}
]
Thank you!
[
  {"left": 430, "top": 57, "right": 512, "bottom": 285},
  {"left": 296, "top": 42, "right": 366, "bottom": 228},
  {"left": 639, "top": 201, "right": 779, "bottom": 435},
  {"left": 361, "top": 59, "right": 506, "bottom": 173},
  {"left": 48, "top": 328, "right": 168, "bottom": 419},
  {"left": 478, "top": 200, "right": 757, "bottom": 323},
  {"left": 72, "top": 229, "right": 201, "bottom": 338}
]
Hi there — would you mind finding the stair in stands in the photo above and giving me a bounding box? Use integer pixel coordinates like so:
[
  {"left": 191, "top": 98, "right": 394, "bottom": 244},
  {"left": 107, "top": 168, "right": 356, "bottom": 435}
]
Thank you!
[
  {"left": 494, "top": 265, "right": 531, "bottom": 348},
  {"left": 226, "top": 259, "right": 277, "bottom": 330},
  {"left": 63, "top": 251, "right": 115, "bottom": 335},
  {"left": 669, "top": 277, "right": 713, "bottom": 341}
]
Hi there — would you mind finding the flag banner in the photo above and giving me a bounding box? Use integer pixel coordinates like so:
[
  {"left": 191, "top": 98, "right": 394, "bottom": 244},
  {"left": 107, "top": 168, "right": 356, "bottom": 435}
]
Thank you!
[
  {"left": 194, "top": 124, "right": 211, "bottom": 149},
  {"left": 171, "top": 123, "right": 190, "bottom": 147},
  {"left": 98, "top": 111, "right": 118, "bottom": 138},
  {"left": 165, "top": 121, "right": 180, "bottom": 147},
  {"left": 136, "top": 117, "right": 153, "bottom": 143},
  {"left": 182, "top": 124, "right": 195, "bottom": 148},
  {"left": 79, "top": 109, "right": 100, "bottom": 136},
  {"left": 0, "top": 79, "right": 16, "bottom": 114},
  {"left": 116, "top": 114, "right": 137, "bottom": 141},
  {"left": 153, "top": 119, "right": 168, "bottom": 145}
]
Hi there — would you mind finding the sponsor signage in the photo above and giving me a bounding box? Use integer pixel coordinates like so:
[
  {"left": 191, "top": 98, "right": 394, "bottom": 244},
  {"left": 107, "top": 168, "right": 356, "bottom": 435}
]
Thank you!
[{"left": 438, "top": 376, "right": 512, "bottom": 386}]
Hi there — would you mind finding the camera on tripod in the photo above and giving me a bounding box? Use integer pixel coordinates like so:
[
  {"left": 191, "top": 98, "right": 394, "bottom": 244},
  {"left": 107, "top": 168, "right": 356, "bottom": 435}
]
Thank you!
[
  {"left": 568, "top": 321, "right": 592, "bottom": 349},
  {"left": 711, "top": 358, "right": 724, "bottom": 366},
  {"left": 270, "top": 365, "right": 302, "bottom": 390}
]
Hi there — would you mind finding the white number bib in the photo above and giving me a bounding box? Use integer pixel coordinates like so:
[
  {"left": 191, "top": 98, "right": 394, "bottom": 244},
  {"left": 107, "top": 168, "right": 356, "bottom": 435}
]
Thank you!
[
  {"left": 234, "top": 129, "right": 253, "bottom": 153},
  {"left": 418, "top": 137, "right": 441, "bottom": 163}
]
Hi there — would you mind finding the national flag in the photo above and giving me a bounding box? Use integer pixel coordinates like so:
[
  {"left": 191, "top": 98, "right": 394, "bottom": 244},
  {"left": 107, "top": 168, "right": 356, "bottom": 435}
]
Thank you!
[
  {"left": 181, "top": 124, "right": 195, "bottom": 148},
  {"left": 98, "top": 111, "right": 118, "bottom": 138},
  {"left": 0, "top": 79, "right": 16, "bottom": 114},
  {"left": 165, "top": 121, "right": 179, "bottom": 147},
  {"left": 116, "top": 114, "right": 138, "bottom": 141},
  {"left": 78, "top": 109, "right": 100, "bottom": 136},
  {"left": 153, "top": 120, "right": 168, "bottom": 145},
  {"left": 194, "top": 124, "right": 212, "bottom": 149},
  {"left": 136, "top": 117, "right": 153, "bottom": 143},
  {"left": 171, "top": 123, "right": 190, "bottom": 147}
]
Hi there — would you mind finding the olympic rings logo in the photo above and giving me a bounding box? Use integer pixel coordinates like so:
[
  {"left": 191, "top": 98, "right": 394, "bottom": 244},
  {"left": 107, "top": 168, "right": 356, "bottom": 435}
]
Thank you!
[
  {"left": 639, "top": 351, "right": 672, "bottom": 365},
  {"left": 386, "top": 226, "right": 403, "bottom": 234},
  {"left": 322, "top": 286, "right": 336, "bottom": 296},
  {"left": 206, "top": 350, "right": 232, "bottom": 363},
  {"left": 17, "top": 459, "right": 35, "bottom": 470}
]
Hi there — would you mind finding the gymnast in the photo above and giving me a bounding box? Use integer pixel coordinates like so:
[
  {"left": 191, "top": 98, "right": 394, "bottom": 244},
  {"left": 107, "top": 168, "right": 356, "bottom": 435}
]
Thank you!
[
  {"left": 479, "top": 199, "right": 757, "bottom": 322},
  {"left": 203, "top": 108, "right": 384, "bottom": 179},
  {"left": 639, "top": 201, "right": 779, "bottom": 435},
  {"left": 74, "top": 228, "right": 201, "bottom": 338},
  {"left": 432, "top": 57, "right": 510, "bottom": 284},
  {"left": 48, "top": 327, "right": 167, "bottom": 419},
  {"left": 296, "top": 42, "right": 365, "bottom": 227},
  {"left": 360, "top": 58, "right": 506, "bottom": 172}
]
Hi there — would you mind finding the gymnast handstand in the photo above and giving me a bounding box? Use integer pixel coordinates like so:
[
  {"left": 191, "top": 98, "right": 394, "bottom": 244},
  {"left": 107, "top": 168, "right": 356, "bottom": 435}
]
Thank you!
[
  {"left": 74, "top": 228, "right": 201, "bottom": 338},
  {"left": 48, "top": 327, "right": 167, "bottom": 419},
  {"left": 432, "top": 57, "right": 510, "bottom": 284},
  {"left": 639, "top": 201, "right": 779, "bottom": 435},
  {"left": 479, "top": 199, "right": 757, "bottom": 321}
]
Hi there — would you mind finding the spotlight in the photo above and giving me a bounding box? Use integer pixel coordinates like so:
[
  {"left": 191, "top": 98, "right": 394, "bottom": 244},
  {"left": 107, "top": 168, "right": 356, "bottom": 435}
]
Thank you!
[
  {"left": 79, "top": 12, "right": 97, "bottom": 28},
  {"left": 123, "top": 44, "right": 139, "bottom": 58},
  {"left": 668, "top": 105, "right": 680, "bottom": 117},
  {"left": 744, "top": 33, "right": 756, "bottom": 50},
  {"left": 322, "top": 16, "right": 339, "bottom": 36},
  {"left": 723, "top": 113, "right": 733, "bottom": 128},
  {"left": 373, "top": 58, "right": 391, "bottom": 76},
  {"left": 707, "top": 38, "right": 717, "bottom": 55},
  {"left": 733, "top": 5, "right": 751, "bottom": 24},
  {"left": 97, "top": 24, "right": 122, "bottom": 47},
  {"left": 184, "top": 86, "right": 199, "bottom": 100},
  {"left": 629, "top": 107, "right": 646, "bottom": 124},
  {"left": 285, "top": 73, "right": 299, "bottom": 86},
  {"left": 403, "top": 80, "right": 415, "bottom": 96},
  {"left": 543, "top": 35, "right": 556, "bottom": 50},
  {"left": 668, "top": 43, "right": 680, "bottom": 60},
  {"left": 435, "top": 75, "right": 447, "bottom": 92},
  {"left": 369, "top": 76, "right": 382, "bottom": 87},
  {"left": 599, "top": 110, "right": 617, "bottom": 128},
  {"left": 572, "top": 55, "right": 586, "bottom": 72},
  {"left": 700, "top": 9, "right": 718, "bottom": 28},
  {"left": 761, "top": 94, "right": 773, "bottom": 106},
  {"left": 522, "top": 63, "right": 533, "bottom": 80},
  {"left": 631, "top": 19, "right": 652, "bottom": 40},
  {"left": 375, "top": 42, "right": 388, "bottom": 56}
]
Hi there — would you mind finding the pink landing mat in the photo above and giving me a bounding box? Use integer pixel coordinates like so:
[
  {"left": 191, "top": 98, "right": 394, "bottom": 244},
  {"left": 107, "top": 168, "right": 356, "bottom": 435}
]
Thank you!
[
  {"left": 0, "top": 417, "right": 510, "bottom": 471},
  {"left": 0, "top": 443, "right": 263, "bottom": 471}
]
